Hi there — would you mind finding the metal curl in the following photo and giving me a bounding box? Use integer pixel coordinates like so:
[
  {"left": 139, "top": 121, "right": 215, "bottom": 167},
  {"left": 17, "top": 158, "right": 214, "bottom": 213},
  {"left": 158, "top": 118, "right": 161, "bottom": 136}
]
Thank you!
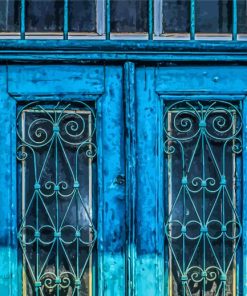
[
  {"left": 204, "top": 102, "right": 242, "bottom": 140},
  {"left": 163, "top": 140, "right": 176, "bottom": 155},
  {"left": 165, "top": 220, "right": 183, "bottom": 240},
  {"left": 60, "top": 113, "right": 86, "bottom": 138},
  {"left": 207, "top": 219, "right": 223, "bottom": 240},
  {"left": 206, "top": 266, "right": 221, "bottom": 281},
  {"left": 225, "top": 220, "right": 242, "bottom": 239},
  {"left": 60, "top": 272, "right": 75, "bottom": 289},
  {"left": 79, "top": 225, "right": 98, "bottom": 246},
  {"left": 40, "top": 272, "right": 56, "bottom": 289},
  {"left": 187, "top": 266, "right": 203, "bottom": 283}
]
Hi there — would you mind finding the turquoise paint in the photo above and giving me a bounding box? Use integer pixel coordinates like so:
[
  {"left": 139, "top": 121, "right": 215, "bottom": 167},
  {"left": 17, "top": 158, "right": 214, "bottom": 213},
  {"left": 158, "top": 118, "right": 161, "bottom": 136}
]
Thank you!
[
  {"left": 124, "top": 62, "right": 137, "bottom": 296},
  {"left": 0, "top": 49, "right": 246, "bottom": 295},
  {"left": 242, "top": 98, "right": 247, "bottom": 295},
  {"left": 190, "top": 0, "right": 195, "bottom": 40},
  {"left": 0, "top": 66, "right": 18, "bottom": 295}
]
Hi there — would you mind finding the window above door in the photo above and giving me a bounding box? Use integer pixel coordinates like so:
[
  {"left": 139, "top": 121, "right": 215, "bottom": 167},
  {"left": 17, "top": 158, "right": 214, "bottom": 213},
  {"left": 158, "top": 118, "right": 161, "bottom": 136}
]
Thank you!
[{"left": 0, "top": 0, "right": 247, "bottom": 40}]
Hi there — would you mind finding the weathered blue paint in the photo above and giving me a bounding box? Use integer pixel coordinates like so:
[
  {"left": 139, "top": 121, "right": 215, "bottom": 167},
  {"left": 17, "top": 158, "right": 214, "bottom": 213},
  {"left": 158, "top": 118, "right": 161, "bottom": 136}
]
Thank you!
[
  {"left": 0, "top": 66, "right": 18, "bottom": 295},
  {"left": 0, "top": 39, "right": 246, "bottom": 295},
  {"left": 7, "top": 65, "right": 104, "bottom": 95},
  {"left": 242, "top": 97, "right": 247, "bottom": 295},
  {"left": 135, "top": 66, "right": 164, "bottom": 296},
  {"left": 97, "top": 66, "right": 126, "bottom": 296},
  {"left": 124, "top": 62, "right": 137, "bottom": 295}
]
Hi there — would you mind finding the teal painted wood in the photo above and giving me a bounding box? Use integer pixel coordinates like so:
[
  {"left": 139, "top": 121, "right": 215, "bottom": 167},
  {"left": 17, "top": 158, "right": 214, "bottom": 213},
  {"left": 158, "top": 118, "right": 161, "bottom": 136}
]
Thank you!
[
  {"left": 1, "top": 41, "right": 247, "bottom": 62},
  {"left": 0, "top": 64, "right": 126, "bottom": 295},
  {"left": 124, "top": 62, "right": 137, "bottom": 296},
  {"left": 97, "top": 66, "right": 126, "bottom": 296},
  {"left": 156, "top": 66, "right": 247, "bottom": 94},
  {"left": 136, "top": 66, "right": 165, "bottom": 296},
  {"left": 0, "top": 41, "right": 247, "bottom": 62},
  {"left": 242, "top": 97, "right": 247, "bottom": 295},
  {"left": 0, "top": 66, "right": 18, "bottom": 295},
  {"left": 136, "top": 66, "right": 246, "bottom": 295},
  {"left": 7, "top": 65, "right": 104, "bottom": 95}
]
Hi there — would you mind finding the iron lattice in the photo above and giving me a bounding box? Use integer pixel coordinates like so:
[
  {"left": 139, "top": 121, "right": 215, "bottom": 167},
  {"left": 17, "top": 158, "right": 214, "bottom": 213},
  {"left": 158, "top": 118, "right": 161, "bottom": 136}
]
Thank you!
[
  {"left": 164, "top": 101, "right": 242, "bottom": 296},
  {"left": 17, "top": 101, "right": 97, "bottom": 296}
]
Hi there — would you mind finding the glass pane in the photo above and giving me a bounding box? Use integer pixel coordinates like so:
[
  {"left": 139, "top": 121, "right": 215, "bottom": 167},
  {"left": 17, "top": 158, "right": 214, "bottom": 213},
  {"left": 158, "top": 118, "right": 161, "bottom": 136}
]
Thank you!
[
  {"left": 164, "top": 101, "right": 242, "bottom": 295},
  {"left": 26, "top": 0, "right": 63, "bottom": 32},
  {"left": 111, "top": 0, "right": 148, "bottom": 33},
  {"left": 17, "top": 102, "right": 97, "bottom": 295},
  {"left": 163, "top": 0, "right": 232, "bottom": 34},
  {"left": 238, "top": 0, "right": 247, "bottom": 34},
  {"left": 69, "top": 0, "right": 96, "bottom": 32},
  {"left": 0, "top": 0, "right": 20, "bottom": 32},
  {"left": 196, "top": 0, "right": 231, "bottom": 33},
  {"left": 163, "top": 0, "right": 190, "bottom": 33}
]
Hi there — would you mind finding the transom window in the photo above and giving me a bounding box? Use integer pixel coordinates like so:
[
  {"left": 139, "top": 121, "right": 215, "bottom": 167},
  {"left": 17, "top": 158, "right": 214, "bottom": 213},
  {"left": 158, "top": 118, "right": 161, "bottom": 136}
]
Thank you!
[{"left": 0, "top": 0, "right": 247, "bottom": 40}]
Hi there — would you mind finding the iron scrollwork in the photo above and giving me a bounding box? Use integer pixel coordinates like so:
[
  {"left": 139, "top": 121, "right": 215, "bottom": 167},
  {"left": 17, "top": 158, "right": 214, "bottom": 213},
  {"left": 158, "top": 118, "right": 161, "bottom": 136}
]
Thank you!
[
  {"left": 164, "top": 101, "right": 242, "bottom": 295},
  {"left": 17, "top": 101, "right": 97, "bottom": 295}
]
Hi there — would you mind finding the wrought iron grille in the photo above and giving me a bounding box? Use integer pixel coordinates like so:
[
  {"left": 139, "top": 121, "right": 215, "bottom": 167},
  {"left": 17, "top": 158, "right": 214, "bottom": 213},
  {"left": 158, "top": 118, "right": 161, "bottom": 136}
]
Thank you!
[
  {"left": 16, "top": 102, "right": 97, "bottom": 295},
  {"left": 164, "top": 101, "right": 242, "bottom": 295}
]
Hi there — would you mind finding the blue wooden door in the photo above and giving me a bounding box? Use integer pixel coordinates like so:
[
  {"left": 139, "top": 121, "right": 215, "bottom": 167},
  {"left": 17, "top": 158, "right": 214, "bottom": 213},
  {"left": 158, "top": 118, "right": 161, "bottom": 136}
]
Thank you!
[
  {"left": 0, "top": 64, "right": 126, "bottom": 296},
  {"left": 135, "top": 65, "right": 247, "bottom": 296},
  {"left": 1, "top": 63, "right": 247, "bottom": 296}
]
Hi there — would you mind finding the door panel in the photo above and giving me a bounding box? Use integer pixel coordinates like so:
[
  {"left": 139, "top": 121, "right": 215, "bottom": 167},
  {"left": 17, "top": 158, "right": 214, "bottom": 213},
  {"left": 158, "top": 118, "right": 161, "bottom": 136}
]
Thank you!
[
  {"left": 136, "top": 66, "right": 245, "bottom": 296},
  {"left": 0, "top": 65, "right": 126, "bottom": 296},
  {"left": 8, "top": 65, "right": 104, "bottom": 95}
]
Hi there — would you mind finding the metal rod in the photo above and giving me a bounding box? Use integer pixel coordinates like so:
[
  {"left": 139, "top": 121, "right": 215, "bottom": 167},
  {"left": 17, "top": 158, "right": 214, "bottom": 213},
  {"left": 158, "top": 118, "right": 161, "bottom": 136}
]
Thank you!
[
  {"left": 20, "top": 0, "right": 25, "bottom": 40},
  {"left": 148, "top": 0, "right": 153, "bottom": 40},
  {"left": 232, "top": 0, "right": 237, "bottom": 40},
  {"left": 190, "top": 0, "right": 195, "bottom": 40},
  {"left": 64, "top": 0, "right": 69, "bottom": 40},
  {"left": 106, "top": 0, "right": 110, "bottom": 40}
]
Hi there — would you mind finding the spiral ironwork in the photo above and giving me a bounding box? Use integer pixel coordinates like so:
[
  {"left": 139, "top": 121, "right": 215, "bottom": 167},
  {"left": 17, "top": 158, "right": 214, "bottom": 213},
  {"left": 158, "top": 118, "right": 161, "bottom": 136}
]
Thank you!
[
  {"left": 164, "top": 101, "right": 242, "bottom": 295},
  {"left": 17, "top": 101, "right": 97, "bottom": 295}
]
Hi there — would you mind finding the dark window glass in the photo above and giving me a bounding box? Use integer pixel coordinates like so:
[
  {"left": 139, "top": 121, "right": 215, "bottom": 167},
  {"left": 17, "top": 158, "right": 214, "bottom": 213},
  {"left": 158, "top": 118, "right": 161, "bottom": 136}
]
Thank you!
[
  {"left": 196, "top": 0, "right": 232, "bottom": 33},
  {"left": 238, "top": 0, "right": 247, "bottom": 33},
  {"left": 163, "top": 0, "right": 190, "bottom": 33},
  {"left": 163, "top": 0, "right": 234, "bottom": 34},
  {"left": 111, "top": 0, "right": 148, "bottom": 33},
  {"left": 26, "top": 0, "right": 63, "bottom": 32},
  {"left": 164, "top": 101, "right": 242, "bottom": 295},
  {"left": 17, "top": 102, "right": 97, "bottom": 295},
  {"left": 0, "top": 0, "right": 20, "bottom": 32},
  {"left": 69, "top": 0, "right": 96, "bottom": 32}
]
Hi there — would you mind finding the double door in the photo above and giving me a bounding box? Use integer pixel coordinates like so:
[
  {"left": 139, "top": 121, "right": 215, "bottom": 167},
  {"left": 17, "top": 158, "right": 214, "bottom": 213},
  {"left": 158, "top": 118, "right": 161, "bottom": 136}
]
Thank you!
[{"left": 0, "top": 63, "right": 246, "bottom": 296}]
